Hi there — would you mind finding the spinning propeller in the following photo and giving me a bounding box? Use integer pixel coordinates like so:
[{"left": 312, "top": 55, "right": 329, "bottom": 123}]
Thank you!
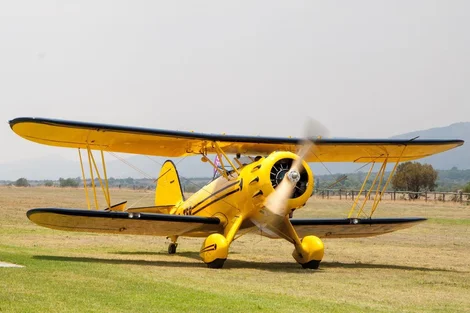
[{"left": 264, "top": 118, "right": 329, "bottom": 220}]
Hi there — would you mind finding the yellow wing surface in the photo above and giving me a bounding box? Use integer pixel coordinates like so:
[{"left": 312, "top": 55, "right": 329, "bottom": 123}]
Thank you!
[
  {"left": 27, "top": 208, "right": 223, "bottom": 237},
  {"left": 27, "top": 208, "right": 424, "bottom": 239},
  {"left": 290, "top": 218, "right": 426, "bottom": 239},
  {"left": 10, "top": 117, "right": 464, "bottom": 162}
]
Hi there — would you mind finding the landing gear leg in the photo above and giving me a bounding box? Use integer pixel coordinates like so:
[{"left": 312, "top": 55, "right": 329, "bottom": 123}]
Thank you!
[
  {"left": 266, "top": 216, "right": 324, "bottom": 270},
  {"left": 200, "top": 215, "right": 243, "bottom": 269},
  {"left": 167, "top": 236, "right": 178, "bottom": 254}
]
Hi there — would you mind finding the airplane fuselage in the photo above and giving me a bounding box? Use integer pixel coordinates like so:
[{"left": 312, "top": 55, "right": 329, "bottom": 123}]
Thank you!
[{"left": 172, "top": 151, "right": 314, "bottom": 237}]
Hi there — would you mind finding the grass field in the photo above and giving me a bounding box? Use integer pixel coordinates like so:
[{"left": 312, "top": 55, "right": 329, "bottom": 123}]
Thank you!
[{"left": 1, "top": 187, "right": 469, "bottom": 313}]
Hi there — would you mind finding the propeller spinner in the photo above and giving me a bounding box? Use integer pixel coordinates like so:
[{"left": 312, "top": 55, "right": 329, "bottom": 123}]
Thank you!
[{"left": 264, "top": 118, "right": 329, "bottom": 219}]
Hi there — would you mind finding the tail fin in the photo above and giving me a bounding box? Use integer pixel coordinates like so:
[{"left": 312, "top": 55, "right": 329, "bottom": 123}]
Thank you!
[{"left": 155, "top": 160, "right": 185, "bottom": 207}]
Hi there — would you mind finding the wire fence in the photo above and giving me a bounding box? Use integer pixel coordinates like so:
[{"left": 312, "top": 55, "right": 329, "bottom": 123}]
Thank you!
[{"left": 313, "top": 189, "right": 470, "bottom": 204}]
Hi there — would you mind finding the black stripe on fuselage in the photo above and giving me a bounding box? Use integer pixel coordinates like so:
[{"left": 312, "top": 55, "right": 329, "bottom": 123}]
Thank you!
[
  {"left": 188, "top": 180, "right": 240, "bottom": 213},
  {"left": 191, "top": 188, "right": 241, "bottom": 215}
]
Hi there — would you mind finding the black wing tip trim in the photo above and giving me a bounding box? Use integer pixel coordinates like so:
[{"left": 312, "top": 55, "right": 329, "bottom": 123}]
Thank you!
[
  {"left": 290, "top": 217, "right": 427, "bottom": 226},
  {"left": 27, "top": 208, "right": 221, "bottom": 224},
  {"left": 9, "top": 117, "right": 465, "bottom": 146}
]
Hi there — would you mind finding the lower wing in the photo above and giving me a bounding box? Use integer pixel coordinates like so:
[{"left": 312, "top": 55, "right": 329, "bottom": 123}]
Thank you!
[
  {"left": 267, "top": 217, "right": 426, "bottom": 239},
  {"left": 27, "top": 208, "right": 223, "bottom": 237}
]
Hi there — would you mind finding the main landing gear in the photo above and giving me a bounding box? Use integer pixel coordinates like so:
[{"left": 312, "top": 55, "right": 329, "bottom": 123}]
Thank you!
[
  {"left": 199, "top": 216, "right": 243, "bottom": 269},
  {"left": 292, "top": 235, "right": 324, "bottom": 269},
  {"left": 168, "top": 243, "right": 178, "bottom": 254},
  {"left": 200, "top": 233, "right": 229, "bottom": 269},
  {"left": 301, "top": 260, "right": 321, "bottom": 269}
]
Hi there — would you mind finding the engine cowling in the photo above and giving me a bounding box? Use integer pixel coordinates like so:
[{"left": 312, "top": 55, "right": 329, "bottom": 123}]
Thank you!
[{"left": 250, "top": 151, "right": 314, "bottom": 211}]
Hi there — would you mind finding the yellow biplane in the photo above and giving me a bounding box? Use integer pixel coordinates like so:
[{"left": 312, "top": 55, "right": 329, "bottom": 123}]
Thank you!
[{"left": 10, "top": 117, "right": 464, "bottom": 269}]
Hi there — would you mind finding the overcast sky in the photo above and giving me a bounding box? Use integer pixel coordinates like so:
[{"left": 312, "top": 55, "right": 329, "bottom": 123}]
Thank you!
[{"left": 1, "top": 1, "right": 469, "bottom": 164}]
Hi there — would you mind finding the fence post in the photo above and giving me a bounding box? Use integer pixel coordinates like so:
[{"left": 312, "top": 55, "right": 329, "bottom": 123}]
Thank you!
[
  {"left": 352, "top": 190, "right": 355, "bottom": 201},
  {"left": 425, "top": 191, "right": 427, "bottom": 202},
  {"left": 339, "top": 190, "right": 342, "bottom": 200},
  {"left": 442, "top": 193, "right": 445, "bottom": 202}
]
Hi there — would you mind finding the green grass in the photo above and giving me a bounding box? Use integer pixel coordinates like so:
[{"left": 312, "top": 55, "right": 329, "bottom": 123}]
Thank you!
[
  {"left": 1, "top": 187, "right": 469, "bottom": 312},
  {"left": 0, "top": 251, "right": 364, "bottom": 313}
]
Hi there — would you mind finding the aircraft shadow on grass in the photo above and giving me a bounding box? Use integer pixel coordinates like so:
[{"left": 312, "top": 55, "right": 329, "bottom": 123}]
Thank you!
[
  {"left": 33, "top": 254, "right": 460, "bottom": 273},
  {"left": 113, "top": 251, "right": 241, "bottom": 256}
]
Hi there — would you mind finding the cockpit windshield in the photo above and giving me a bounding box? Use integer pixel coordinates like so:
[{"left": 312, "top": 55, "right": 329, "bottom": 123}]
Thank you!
[{"left": 235, "top": 156, "right": 255, "bottom": 168}]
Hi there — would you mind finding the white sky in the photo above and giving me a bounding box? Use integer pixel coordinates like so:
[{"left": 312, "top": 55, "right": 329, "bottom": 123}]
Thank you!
[{"left": 1, "top": 1, "right": 469, "bottom": 163}]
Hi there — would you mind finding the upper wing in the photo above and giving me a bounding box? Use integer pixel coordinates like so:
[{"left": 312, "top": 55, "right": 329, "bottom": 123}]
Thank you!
[
  {"left": 287, "top": 217, "right": 426, "bottom": 239},
  {"left": 10, "top": 117, "right": 464, "bottom": 162},
  {"left": 27, "top": 208, "right": 223, "bottom": 237}
]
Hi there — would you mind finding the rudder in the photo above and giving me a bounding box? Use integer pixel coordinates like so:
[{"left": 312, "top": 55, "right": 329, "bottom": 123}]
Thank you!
[{"left": 155, "top": 160, "right": 185, "bottom": 206}]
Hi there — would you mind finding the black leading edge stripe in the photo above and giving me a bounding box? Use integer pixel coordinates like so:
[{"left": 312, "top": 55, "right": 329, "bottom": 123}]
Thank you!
[
  {"left": 27, "top": 208, "right": 220, "bottom": 224},
  {"left": 290, "top": 217, "right": 426, "bottom": 226},
  {"left": 10, "top": 117, "right": 464, "bottom": 146}
]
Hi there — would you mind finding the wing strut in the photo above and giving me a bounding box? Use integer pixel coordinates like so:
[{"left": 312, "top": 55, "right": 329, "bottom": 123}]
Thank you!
[
  {"left": 78, "top": 148, "right": 91, "bottom": 210},
  {"left": 78, "top": 146, "right": 112, "bottom": 210},
  {"left": 347, "top": 146, "right": 406, "bottom": 218},
  {"left": 213, "top": 141, "right": 240, "bottom": 176},
  {"left": 100, "top": 150, "right": 111, "bottom": 207},
  {"left": 88, "top": 148, "right": 111, "bottom": 208},
  {"left": 370, "top": 155, "right": 402, "bottom": 216},
  {"left": 201, "top": 141, "right": 240, "bottom": 180},
  {"left": 86, "top": 146, "right": 99, "bottom": 210}
]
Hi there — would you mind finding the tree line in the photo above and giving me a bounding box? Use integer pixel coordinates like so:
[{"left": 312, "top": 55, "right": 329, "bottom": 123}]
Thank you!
[
  {"left": 13, "top": 177, "right": 80, "bottom": 188},
  {"left": 9, "top": 176, "right": 156, "bottom": 189},
  {"left": 314, "top": 162, "right": 470, "bottom": 194},
  {"left": 7, "top": 162, "right": 470, "bottom": 194}
]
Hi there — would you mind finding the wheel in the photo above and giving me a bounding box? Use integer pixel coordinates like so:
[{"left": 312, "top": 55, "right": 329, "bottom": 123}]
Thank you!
[
  {"left": 301, "top": 260, "right": 321, "bottom": 269},
  {"left": 168, "top": 243, "right": 177, "bottom": 254},
  {"left": 206, "top": 258, "right": 226, "bottom": 269}
]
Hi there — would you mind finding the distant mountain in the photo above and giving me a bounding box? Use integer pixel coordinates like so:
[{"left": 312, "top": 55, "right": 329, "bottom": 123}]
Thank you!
[
  {"left": 0, "top": 122, "right": 467, "bottom": 180},
  {"left": 0, "top": 155, "right": 81, "bottom": 180},
  {"left": 0, "top": 154, "right": 213, "bottom": 181},
  {"left": 390, "top": 122, "right": 470, "bottom": 170},
  {"left": 309, "top": 122, "right": 469, "bottom": 175}
]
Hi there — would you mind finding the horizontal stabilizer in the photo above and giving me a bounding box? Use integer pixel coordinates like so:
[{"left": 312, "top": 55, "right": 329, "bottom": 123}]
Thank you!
[
  {"left": 126, "top": 205, "right": 174, "bottom": 214},
  {"left": 276, "top": 217, "right": 426, "bottom": 239},
  {"left": 106, "top": 201, "right": 127, "bottom": 212},
  {"left": 27, "top": 208, "right": 223, "bottom": 237}
]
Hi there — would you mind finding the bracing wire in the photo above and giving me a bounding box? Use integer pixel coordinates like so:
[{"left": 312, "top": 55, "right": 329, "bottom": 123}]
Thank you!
[{"left": 107, "top": 151, "right": 239, "bottom": 211}]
